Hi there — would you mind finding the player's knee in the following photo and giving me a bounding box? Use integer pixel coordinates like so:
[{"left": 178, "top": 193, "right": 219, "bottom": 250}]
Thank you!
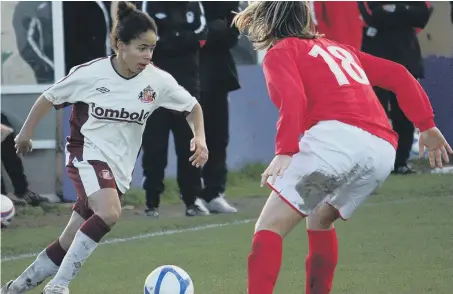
[
  {"left": 92, "top": 200, "right": 122, "bottom": 226},
  {"left": 88, "top": 188, "right": 122, "bottom": 226},
  {"left": 254, "top": 221, "right": 283, "bottom": 237},
  {"left": 96, "top": 204, "right": 122, "bottom": 226},
  {"left": 254, "top": 191, "right": 304, "bottom": 236},
  {"left": 317, "top": 215, "right": 335, "bottom": 230},
  {"left": 254, "top": 212, "right": 296, "bottom": 237},
  {"left": 307, "top": 203, "right": 339, "bottom": 230}
]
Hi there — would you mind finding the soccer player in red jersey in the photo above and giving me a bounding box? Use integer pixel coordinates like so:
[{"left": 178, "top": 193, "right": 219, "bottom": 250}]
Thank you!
[{"left": 234, "top": 2, "right": 452, "bottom": 294}]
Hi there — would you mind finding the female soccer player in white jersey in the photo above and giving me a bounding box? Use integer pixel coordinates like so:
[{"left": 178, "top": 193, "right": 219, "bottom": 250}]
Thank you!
[
  {"left": 233, "top": 2, "right": 452, "bottom": 294},
  {"left": 2, "top": 2, "right": 208, "bottom": 294}
]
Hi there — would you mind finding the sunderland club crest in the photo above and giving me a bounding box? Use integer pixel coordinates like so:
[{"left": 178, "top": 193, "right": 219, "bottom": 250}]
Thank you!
[
  {"left": 138, "top": 85, "right": 156, "bottom": 103},
  {"left": 99, "top": 169, "right": 113, "bottom": 180}
]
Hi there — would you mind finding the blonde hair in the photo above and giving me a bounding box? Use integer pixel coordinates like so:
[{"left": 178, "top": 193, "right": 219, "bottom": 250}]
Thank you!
[{"left": 233, "top": 1, "right": 322, "bottom": 50}]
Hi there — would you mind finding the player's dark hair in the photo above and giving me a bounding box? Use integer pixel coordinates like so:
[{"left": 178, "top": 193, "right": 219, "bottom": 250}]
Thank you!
[
  {"left": 233, "top": 1, "right": 322, "bottom": 50},
  {"left": 110, "top": 1, "right": 158, "bottom": 51}
]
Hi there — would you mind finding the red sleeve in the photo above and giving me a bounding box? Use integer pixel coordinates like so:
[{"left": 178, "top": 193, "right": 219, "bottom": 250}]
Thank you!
[
  {"left": 354, "top": 49, "right": 435, "bottom": 131},
  {"left": 262, "top": 49, "right": 307, "bottom": 155}
]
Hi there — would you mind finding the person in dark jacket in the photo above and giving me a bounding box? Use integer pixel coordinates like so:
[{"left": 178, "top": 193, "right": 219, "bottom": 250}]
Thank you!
[
  {"left": 63, "top": 1, "right": 113, "bottom": 71},
  {"left": 198, "top": 2, "right": 241, "bottom": 213},
  {"left": 1, "top": 112, "right": 46, "bottom": 206},
  {"left": 140, "top": 1, "right": 210, "bottom": 217},
  {"left": 12, "top": 1, "right": 54, "bottom": 84},
  {"left": 359, "top": 1, "right": 433, "bottom": 174},
  {"left": 450, "top": 2, "right": 453, "bottom": 24}
]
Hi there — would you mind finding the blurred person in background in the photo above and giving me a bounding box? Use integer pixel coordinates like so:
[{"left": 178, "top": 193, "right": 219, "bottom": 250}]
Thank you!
[
  {"left": 12, "top": 1, "right": 54, "bottom": 84},
  {"left": 359, "top": 1, "right": 433, "bottom": 174},
  {"left": 63, "top": 1, "right": 113, "bottom": 71},
  {"left": 1, "top": 112, "right": 46, "bottom": 206},
  {"left": 140, "top": 1, "right": 209, "bottom": 217},
  {"left": 198, "top": 2, "right": 241, "bottom": 214},
  {"left": 450, "top": 2, "right": 453, "bottom": 24},
  {"left": 310, "top": 1, "right": 363, "bottom": 50}
]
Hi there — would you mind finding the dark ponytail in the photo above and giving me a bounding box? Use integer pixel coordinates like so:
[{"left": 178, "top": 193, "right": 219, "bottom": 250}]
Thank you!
[{"left": 110, "top": 1, "right": 158, "bottom": 51}]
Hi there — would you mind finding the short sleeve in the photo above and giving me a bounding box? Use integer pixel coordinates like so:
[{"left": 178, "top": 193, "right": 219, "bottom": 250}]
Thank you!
[
  {"left": 157, "top": 71, "right": 198, "bottom": 113},
  {"left": 42, "top": 66, "right": 88, "bottom": 109}
]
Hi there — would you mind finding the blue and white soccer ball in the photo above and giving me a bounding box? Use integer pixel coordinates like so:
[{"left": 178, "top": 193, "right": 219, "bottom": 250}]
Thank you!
[{"left": 144, "top": 265, "right": 194, "bottom": 294}]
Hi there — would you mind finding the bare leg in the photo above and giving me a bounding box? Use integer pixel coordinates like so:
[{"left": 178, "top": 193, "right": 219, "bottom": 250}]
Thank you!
[{"left": 248, "top": 191, "right": 305, "bottom": 294}]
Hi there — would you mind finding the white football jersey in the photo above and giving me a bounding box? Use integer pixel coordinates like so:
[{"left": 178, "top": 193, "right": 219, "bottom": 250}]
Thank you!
[{"left": 43, "top": 56, "right": 198, "bottom": 193}]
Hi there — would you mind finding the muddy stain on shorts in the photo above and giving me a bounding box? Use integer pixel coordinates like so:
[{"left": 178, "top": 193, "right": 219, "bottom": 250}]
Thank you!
[{"left": 295, "top": 164, "right": 361, "bottom": 212}]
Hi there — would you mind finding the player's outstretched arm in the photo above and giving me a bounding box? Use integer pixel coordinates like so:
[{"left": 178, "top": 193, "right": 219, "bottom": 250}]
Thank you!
[
  {"left": 14, "top": 65, "right": 87, "bottom": 155},
  {"left": 15, "top": 96, "right": 53, "bottom": 155},
  {"left": 186, "top": 103, "right": 208, "bottom": 168},
  {"left": 356, "top": 49, "right": 453, "bottom": 167},
  {"left": 357, "top": 50, "right": 434, "bottom": 130},
  {"left": 260, "top": 49, "right": 307, "bottom": 186},
  {"left": 262, "top": 48, "right": 307, "bottom": 156},
  {"left": 157, "top": 69, "right": 209, "bottom": 167}
]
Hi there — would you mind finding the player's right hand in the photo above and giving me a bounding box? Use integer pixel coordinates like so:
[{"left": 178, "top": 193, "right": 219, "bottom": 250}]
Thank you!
[
  {"left": 189, "top": 136, "right": 208, "bottom": 168},
  {"left": 14, "top": 131, "right": 33, "bottom": 155},
  {"left": 419, "top": 127, "right": 453, "bottom": 168},
  {"left": 260, "top": 154, "right": 292, "bottom": 187}
]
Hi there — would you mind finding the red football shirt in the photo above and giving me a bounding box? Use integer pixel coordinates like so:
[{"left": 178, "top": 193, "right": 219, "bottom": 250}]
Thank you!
[{"left": 263, "top": 37, "right": 435, "bottom": 155}]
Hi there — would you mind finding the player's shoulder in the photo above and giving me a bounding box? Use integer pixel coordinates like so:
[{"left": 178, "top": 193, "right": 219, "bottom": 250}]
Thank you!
[
  {"left": 265, "top": 37, "right": 317, "bottom": 60},
  {"left": 142, "top": 63, "right": 178, "bottom": 87},
  {"left": 143, "top": 63, "right": 172, "bottom": 77},
  {"left": 272, "top": 37, "right": 354, "bottom": 52},
  {"left": 67, "top": 57, "right": 110, "bottom": 78}
]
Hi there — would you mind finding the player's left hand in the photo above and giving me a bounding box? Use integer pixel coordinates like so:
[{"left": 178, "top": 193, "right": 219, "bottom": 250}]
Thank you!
[
  {"left": 189, "top": 136, "right": 208, "bottom": 168},
  {"left": 14, "top": 131, "right": 33, "bottom": 155},
  {"left": 419, "top": 127, "right": 453, "bottom": 168},
  {"left": 260, "top": 155, "right": 292, "bottom": 187}
]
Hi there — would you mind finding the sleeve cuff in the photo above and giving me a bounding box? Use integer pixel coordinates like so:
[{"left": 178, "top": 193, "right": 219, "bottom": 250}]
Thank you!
[
  {"left": 275, "top": 151, "right": 298, "bottom": 156},
  {"left": 275, "top": 145, "right": 299, "bottom": 156},
  {"left": 186, "top": 99, "right": 198, "bottom": 113},
  {"left": 42, "top": 93, "right": 53, "bottom": 103},
  {"left": 416, "top": 118, "right": 436, "bottom": 132}
]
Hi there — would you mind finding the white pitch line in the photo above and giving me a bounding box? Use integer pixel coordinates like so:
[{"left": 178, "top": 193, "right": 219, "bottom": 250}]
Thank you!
[
  {"left": 2, "top": 195, "right": 452, "bottom": 263},
  {"left": 1, "top": 219, "right": 255, "bottom": 262}
]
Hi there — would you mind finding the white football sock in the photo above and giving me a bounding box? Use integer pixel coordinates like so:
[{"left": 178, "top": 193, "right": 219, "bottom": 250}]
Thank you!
[
  {"left": 50, "top": 230, "right": 98, "bottom": 287},
  {"left": 11, "top": 250, "right": 59, "bottom": 291}
]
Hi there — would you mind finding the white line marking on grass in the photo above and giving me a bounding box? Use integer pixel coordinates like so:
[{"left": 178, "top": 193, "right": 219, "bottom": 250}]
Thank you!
[
  {"left": 1, "top": 219, "right": 255, "bottom": 262},
  {"left": 2, "top": 195, "right": 452, "bottom": 263}
]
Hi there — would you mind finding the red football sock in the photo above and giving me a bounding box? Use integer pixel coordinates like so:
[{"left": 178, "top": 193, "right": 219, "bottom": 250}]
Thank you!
[
  {"left": 305, "top": 228, "right": 339, "bottom": 294},
  {"left": 248, "top": 230, "right": 282, "bottom": 294}
]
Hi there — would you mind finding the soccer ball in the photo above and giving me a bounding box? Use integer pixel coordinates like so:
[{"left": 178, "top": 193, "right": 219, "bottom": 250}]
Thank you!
[
  {"left": 144, "top": 265, "right": 194, "bottom": 294},
  {"left": 1, "top": 194, "right": 15, "bottom": 228}
]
